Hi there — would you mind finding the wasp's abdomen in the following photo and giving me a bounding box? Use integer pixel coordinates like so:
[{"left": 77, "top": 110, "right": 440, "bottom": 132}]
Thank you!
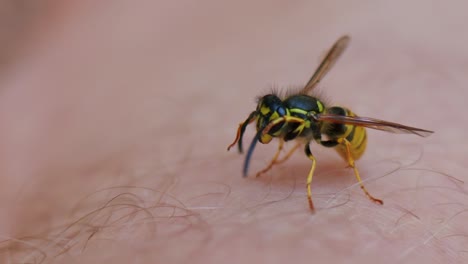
[{"left": 322, "top": 106, "right": 367, "bottom": 160}]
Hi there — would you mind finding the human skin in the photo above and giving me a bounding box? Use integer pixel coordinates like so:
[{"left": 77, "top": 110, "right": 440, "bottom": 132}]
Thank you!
[{"left": 0, "top": 0, "right": 467, "bottom": 263}]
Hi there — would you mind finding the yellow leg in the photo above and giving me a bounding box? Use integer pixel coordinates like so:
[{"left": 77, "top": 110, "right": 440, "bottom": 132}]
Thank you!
[
  {"left": 261, "top": 115, "right": 304, "bottom": 135},
  {"left": 255, "top": 141, "right": 301, "bottom": 177},
  {"left": 276, "top": 142, "right": 301, "bottom": 164},
  {"left": 255, "top": 139, "right": 284, "bottom": 177},
  {"left": 340, "top": 138, "right": 383, "bottom": 205},
  {"left": 305, "top": 143, "right": 317, "bottom": 213}
]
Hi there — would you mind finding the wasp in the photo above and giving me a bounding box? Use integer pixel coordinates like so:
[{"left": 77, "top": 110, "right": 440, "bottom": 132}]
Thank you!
[{"left": 227, "top": 35, "right": 433, "bottom": 212}]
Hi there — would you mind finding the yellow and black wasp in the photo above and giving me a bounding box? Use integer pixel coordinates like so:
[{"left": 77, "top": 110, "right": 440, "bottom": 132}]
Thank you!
[{"left": 227, "top": 35, "right": 433, "bottom": 212}]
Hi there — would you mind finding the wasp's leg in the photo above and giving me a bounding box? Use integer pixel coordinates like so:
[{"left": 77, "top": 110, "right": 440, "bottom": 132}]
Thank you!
[
  {"left": 227, "top": 111, "right": 257, "bottom": 153},
  {"left": 305, "top": 142, "right": 317, "bottom": 212},
  {"left": 227, "top": 123, "right": 242, "bottom": 150},
  {"left": 338, "top": 138, "right": 383, "bottom": 205},
  {"left": 255, "top": 139, "right": 285, "bottom": 177},
  {"left": 276, "top": 142, "right": 301, "bottom": 164},
  {"left": 255, "top": 141, "right": 301, "bottom": 177},
  {"left": 261, "top": 115, "right": 305, "bottom": 135}
]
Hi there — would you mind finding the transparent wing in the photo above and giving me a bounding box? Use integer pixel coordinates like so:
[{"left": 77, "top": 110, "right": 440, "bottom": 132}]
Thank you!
[
  {"left": 301, "top": 35, "right": 350, "bottom": 94},
  {"left": 315, "top": 114, "right": 434, "bottom": 137}
]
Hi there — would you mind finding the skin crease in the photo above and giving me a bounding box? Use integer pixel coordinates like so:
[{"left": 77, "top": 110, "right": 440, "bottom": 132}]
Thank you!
[{"left": 1, "top": 0, "right": 467, "bottom": 263}]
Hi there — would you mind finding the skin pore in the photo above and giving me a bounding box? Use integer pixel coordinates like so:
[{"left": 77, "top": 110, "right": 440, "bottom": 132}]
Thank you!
[{"left": 1, "top": 0, "right": 467, "bottom": 263}]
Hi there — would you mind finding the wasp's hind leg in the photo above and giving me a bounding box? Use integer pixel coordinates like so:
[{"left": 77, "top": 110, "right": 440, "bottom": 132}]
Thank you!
[
  {"left": 305, "top": 142, "right": 317, "bottom": 212},
  {"left": 339, "top": 138, "right": 383, "bottom": 205}
]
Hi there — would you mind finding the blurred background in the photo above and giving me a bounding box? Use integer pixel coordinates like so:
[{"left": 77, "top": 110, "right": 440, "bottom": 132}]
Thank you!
[{"left": 0, "top": 0, "right": 467, "bottom": 263}]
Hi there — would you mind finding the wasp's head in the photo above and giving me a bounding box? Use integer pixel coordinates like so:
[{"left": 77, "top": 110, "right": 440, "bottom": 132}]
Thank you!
[
  {"left": 255, "top": 94, "right": 288, "bottom": 144},
  {"left": 237, "top": 94, "right": 288, "bottom": 177}
]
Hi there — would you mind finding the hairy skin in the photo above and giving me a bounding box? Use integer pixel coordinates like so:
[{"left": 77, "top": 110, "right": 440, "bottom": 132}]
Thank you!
[{"left": 0, "top": 0, "right": 467, "bottom": 263}]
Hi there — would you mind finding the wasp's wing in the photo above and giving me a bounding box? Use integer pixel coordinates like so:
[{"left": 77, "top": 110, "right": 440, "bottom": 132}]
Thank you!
[
  {"left": 316, "top": 114, "right": 434, "bottom": 137},
  {"left": 302, "top": 35, "right": 350, "bottom": 94}
]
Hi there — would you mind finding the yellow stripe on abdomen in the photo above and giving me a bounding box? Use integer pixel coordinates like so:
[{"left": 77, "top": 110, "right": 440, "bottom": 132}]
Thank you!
[
  {"left": 347, "top": 125, "right": 367, "bottom": 160},
  {"left": 335, "top": 109, "right": 368, "bottom": 161}
]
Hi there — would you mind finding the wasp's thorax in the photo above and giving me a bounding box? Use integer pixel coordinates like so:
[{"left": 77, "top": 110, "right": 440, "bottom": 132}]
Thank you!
[{"left": 256, "top": 93, "right": 329, "bottom": 143}]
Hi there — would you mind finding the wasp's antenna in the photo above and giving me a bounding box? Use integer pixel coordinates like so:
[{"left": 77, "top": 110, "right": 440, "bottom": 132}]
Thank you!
[
  {"left": 242, "top": 130, "right": 262, "bottom": 177},
  {"left": 227, "top": 111, "right": 258, "bottom": 153}
]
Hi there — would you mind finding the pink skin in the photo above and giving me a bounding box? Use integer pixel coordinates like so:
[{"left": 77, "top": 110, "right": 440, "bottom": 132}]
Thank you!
[{"left": 0, "top": 0, "right": 467, "bottom": 263}]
